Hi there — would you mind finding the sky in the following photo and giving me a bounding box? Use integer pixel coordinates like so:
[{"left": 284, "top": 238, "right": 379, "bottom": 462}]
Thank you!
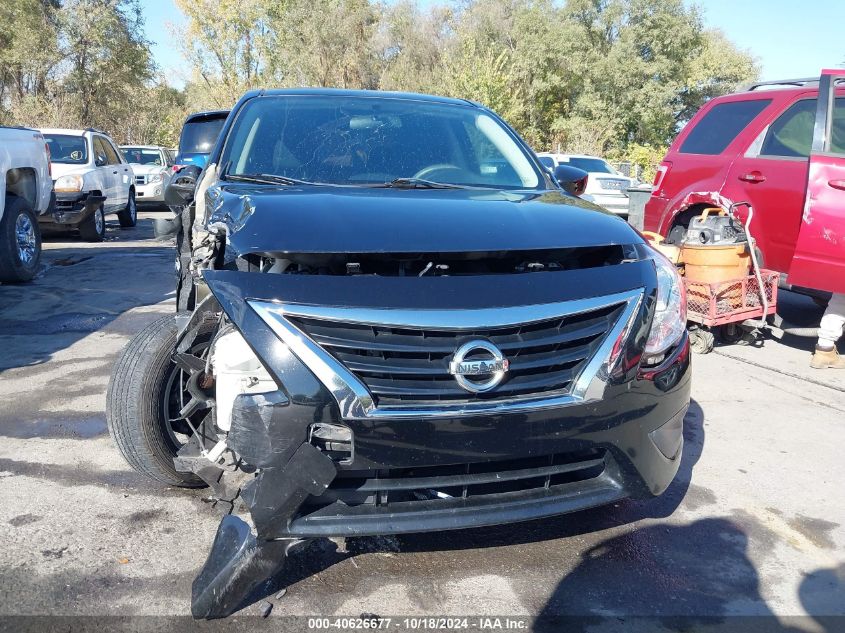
[{"left": 143, "top": 0, "right": 845, "bottom": 88}]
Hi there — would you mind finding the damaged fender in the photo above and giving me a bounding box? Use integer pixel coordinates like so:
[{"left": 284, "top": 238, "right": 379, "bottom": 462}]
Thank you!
[{"left": 177, "top": 272, "right": 340, "bottom": 619}]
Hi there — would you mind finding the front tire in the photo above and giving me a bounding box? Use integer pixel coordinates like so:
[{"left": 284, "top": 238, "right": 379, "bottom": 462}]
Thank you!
[
  {"left": 118, "top": 189, "right": 137, "bottom": 227},
  {"left": 0, "top": 195, "right": 42, "bottom": 283},
  {"left": 79, "top": 203, "right": 106, "bottom": 241},
  {"left": 106, "top": 315, "right": 208, "bottom": 488}
]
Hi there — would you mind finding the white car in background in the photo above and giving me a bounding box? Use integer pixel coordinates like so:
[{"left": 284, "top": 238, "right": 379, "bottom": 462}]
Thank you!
[
  {"left": 537, "top": 153, "right": 637, "bottom": 216},
  {"left": 40, "top": 128, "right": 137, "bottom": 241},
  {"left": 119, "top": 145, "right": 174, "bottom": 206}
]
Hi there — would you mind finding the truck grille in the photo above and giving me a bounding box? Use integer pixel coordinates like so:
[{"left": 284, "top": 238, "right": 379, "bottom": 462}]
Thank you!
[
  {"left": 135, "top": 175, "right": 149, "bottom": 185},
  {"left": 597, "top": 178, "right": 628, "bottom": 191},
  {"left": 289, "top": 302, "right": 625, "bottom": 406}
]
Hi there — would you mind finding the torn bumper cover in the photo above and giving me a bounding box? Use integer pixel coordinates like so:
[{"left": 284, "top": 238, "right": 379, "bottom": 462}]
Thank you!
[
  {"left": 185, "top": 265, "right": 690, "bottom": 618},
  {"left": 38, "top": 191, "right": 106, "bottom": 228},
  {"left": 189, "top": 444, "right": 336, "bottom": 619}
]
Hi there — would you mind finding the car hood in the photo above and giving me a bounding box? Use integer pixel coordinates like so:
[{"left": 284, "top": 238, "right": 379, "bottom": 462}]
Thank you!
[
  {"left": 130, "top": 164, "right": 165, "bottom": 176},
  {"left": 205, "top": 184, "right": 643, "bottom": 257},
  {"left": 50, "top": 163, "right": 90, "bottom": 180}
]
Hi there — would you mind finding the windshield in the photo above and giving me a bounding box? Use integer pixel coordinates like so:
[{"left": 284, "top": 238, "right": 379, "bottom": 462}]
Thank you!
[
  {"left": 121, "top": 147, "right": 163, "bottom": 165},
  {"left": 220, "top": 95, "right": 541, "bottom": 189},
  {"left": 44, "top": 134, "right": 88, "bottom": 165},
  {"left": 563, "top": 157, "right": 616, "bottom": 174},
  {"left": 179, "top": 117, "right": 226, "bottom": 155}
]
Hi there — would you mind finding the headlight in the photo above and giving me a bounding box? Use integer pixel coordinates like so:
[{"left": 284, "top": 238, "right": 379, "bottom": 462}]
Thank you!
[
  {"left": 150, "top": 172, "right": 163, "bottom": 183},
  {"left": 54, "top": 174, "right": 83, "bottom": 192},
  {"left": 644, "top": 249, "right": 686, "bottom": 360}
]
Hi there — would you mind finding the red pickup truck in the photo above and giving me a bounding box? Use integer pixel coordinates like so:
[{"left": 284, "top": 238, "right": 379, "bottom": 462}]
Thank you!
[{"left": 644, "top": 69, "right": 845, "bottom": 296}]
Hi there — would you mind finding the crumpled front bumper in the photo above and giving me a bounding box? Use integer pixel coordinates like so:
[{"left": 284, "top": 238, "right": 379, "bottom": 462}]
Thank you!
[
  {"left": 38, "top": 191, "right": 105, "bottom": 227},
  {"left": 198, "top": 263, "right": 687, "bottom": 534},
  {"left": 183, "top": 262, "right": 690, "bottom": 617}
]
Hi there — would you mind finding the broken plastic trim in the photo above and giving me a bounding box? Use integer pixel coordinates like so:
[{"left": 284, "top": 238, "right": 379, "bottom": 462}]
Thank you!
[{"left": 189, "top": 443, "right": 337, "bottom": 619}]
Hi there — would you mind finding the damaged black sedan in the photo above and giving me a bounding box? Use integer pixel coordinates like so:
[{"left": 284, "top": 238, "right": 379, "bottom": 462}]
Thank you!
[{"left": 106, "top": 89, "right": 691, "bottom": 618}]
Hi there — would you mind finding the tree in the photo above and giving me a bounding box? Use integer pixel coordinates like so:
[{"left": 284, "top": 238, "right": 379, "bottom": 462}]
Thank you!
[
  {"left": 174, "top": 0, "right": 269, "bottom": 109},
  {"left": 264, "top": 0, "right": 381, "bottom": 89},
  {"left": 0, "top": 1, "right": 62, "bottom": 110},
  {"left": 0, "top": 0, "right": 160, "bottom": 143},
  {"left": 61, "top": 0, "right": 153, "bottom": 129},
  {"left": 1, "top": 0, "right": 759, "bottom": 161}
]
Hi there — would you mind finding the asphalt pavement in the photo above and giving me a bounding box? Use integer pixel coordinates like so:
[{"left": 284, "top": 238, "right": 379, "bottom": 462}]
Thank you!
[{"left": 0, "top": 211, "right": 843, "bottom": 630}]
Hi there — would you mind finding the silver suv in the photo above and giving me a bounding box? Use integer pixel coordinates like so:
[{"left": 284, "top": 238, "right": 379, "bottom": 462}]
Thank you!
[{"left": 40, "top": 128, "right": 137, "bottom": 241}]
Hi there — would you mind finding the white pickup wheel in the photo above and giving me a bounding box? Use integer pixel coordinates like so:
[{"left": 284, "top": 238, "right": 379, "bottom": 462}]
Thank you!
[{"left": 0, "top": 195, "right": 42, "bottom": 283}]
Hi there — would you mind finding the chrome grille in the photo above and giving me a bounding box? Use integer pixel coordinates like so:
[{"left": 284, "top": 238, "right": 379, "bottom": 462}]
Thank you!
[
  {"left": 135, "top": 174, "right": 149, "bottom": 185},
  {"left": 289, "top": 302, "right": 625, "bottom": 406},
  {"left": 597, "top": 178, "right": 627, "bottom": 191}
]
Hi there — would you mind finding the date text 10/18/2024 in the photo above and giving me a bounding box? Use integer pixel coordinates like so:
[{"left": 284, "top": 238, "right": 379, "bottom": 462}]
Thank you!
[{"left": 307, "top": 617, "right": 529, "bottom": 630}]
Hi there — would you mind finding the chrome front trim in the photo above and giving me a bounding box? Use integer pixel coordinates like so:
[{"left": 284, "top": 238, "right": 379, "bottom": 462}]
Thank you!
[
  {"left": 250, "top": 302, "right": 376, "bottom": 419},
  {"left": 248, "top": 288, "right": 644, "bottom": 420}
]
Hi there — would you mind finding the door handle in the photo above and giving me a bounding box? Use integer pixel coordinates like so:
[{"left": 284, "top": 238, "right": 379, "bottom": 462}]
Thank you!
[
  {"left": 112, "top": 170, "right": 118, "bottom": 174},
  {"left": 739, "top": 172, "right": 766, "bottom": 183},
  {"left": 829, "top": 179, "right": 845, "bottom": 191}
]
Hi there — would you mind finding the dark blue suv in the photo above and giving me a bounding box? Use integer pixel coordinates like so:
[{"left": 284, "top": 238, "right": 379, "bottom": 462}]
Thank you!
[{"left": 173, "top": 110, "right": 229, "bottom": 170}]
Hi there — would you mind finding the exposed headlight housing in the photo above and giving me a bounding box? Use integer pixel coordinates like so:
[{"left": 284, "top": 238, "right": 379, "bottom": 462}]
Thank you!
[
  {"left": 54, "top": 174, "right": 84, "bottom": 192},
  {"left": 150, "top": 171, "right": 164, "bottom": 183},
  {"left": 212, "top": 330, "right": 276, "bottom": 432},
  {"left": 643, "top": 248, "right": 686, "bottom": 362}
]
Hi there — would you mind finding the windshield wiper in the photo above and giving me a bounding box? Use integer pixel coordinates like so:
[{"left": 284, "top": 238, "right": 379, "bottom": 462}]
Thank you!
[
  {"left": 224, "top": 173, "right": 314, "bottom": 186},
  {"left": 377, "top": 177, "right": 466, "bottom": 189}
]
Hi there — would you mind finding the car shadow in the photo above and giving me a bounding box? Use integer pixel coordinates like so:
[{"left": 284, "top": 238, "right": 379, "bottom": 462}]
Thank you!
[
  {"left": 533, "top": 517, "right": 807, "bottom": 632},
  {"left": 799, "top": 563, "right": 845, "bottom": 633}
]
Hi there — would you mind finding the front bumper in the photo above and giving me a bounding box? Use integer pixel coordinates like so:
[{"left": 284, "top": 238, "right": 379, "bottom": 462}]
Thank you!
[
  {"left": 588, "top": 193, "right": 630, "bottom": 216},
  {"left": 135, "top": 181, "right": 164, "bottom": 203},
  {"left": 192, "top": 264, "right": 689, "bottom": 538},
  {"left": 38, "top": 191, "right": 105, "bottom": 227}
]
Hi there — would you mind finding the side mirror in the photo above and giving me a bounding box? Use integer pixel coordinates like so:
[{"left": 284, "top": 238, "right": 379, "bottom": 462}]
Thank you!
[
  {"left": 553, "top": 165, "right": 589, "bottom": 196},
  {"left": 165, "top": 165, "right": 202, "bottom": 206},
  {"left": 95, "top": 153, "right": 107, "bottom": 167}
]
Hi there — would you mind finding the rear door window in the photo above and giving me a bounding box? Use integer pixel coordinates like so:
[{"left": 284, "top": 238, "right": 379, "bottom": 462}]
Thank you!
[
  {"left": 179, "top": 118, "right": 226, "bottom": 155},
  {"left": 829, "top": 97, "right": 845, "bottom": 154},
  {"left": 680, "top": 99, "right": 772, "bottom": 155},
  {"left": 101, "top": 138, "right": 121, "bottom": 165},
  {"left": 93, "top": 137, "right": 108, "bottom": 166},
  {"left": 760, "top": 99, "right": 816, "bottom": 158}
]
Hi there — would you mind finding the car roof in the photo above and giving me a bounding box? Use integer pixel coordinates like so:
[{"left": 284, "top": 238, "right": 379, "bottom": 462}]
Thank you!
[
  {"left": 39, "top": 127, "right": 117, "bottom": 138},
  {"left": 39, "top": 128, "right": 88, "bottom": 136},
  {"left": 246, "top": 87, "right": 479, "bottom": 108},
  {"left": 183, "top": 110, "right": 230, "bottom": 124},
  {"left": 119, "top": 145, "right": 165, "bottom": 149}
]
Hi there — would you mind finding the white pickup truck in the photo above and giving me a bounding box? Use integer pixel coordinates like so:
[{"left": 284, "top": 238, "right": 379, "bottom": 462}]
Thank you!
[{"left": 0, "top": 126, "right": 54, "bottom": 282}]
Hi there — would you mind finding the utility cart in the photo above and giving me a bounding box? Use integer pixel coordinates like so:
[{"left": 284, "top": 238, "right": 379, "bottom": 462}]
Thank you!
[{"left": 684, "top": 269, "right": 780, "bottom": 353}]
